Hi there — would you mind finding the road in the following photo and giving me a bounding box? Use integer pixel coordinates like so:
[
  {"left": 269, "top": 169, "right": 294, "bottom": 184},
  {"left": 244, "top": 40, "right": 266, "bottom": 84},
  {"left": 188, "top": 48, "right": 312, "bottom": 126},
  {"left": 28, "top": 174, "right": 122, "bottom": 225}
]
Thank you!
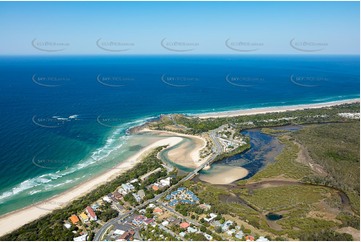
[{"left": 94, "top": 130, "right": 223, "bottom": 241}]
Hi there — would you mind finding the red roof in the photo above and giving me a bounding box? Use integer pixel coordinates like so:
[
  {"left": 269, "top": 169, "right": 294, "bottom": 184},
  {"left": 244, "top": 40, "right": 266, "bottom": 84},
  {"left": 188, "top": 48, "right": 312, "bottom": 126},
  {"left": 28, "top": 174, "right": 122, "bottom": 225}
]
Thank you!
[
  {"left": 69, "top": 214, "right": 79, "bottom": 224},
  {"left": 180, "top": 222, "right": 190, "bottom": 229},
  {"left": 86, "top": 206, "right": 96, "bottom": 219},
  {"left": 119, "top": 230, "right": 135, "bottom": 240},
  {"left": 153, "top": 207, "right": 163, "bottom": 214}
]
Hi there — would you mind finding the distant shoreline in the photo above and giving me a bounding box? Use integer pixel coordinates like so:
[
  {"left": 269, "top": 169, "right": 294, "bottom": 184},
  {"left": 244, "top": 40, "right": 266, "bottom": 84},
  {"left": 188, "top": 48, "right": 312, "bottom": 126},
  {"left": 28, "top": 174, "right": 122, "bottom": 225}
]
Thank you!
[{"left": 195, "top": 98, "right": 360, "bottom": 119}]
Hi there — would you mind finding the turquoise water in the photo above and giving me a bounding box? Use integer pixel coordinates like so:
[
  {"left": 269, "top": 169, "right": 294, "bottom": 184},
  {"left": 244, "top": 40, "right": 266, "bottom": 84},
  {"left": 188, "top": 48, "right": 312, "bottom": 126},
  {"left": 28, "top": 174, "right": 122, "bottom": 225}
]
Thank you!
[{"left": 0, "top": 55, "right": 359, "bottom": 215}]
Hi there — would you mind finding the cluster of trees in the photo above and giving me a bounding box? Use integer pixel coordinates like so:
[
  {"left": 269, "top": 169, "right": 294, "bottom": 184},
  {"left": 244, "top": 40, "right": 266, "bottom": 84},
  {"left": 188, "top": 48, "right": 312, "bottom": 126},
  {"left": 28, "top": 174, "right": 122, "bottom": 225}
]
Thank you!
[
  {"left": 151, "top": 103, "right": 359, "bottom": 135},
  {"left": 299, "top": 229, "right": 353, "bottom": 241},
  {"left": 140, "top": 224, "right": 177, "bottom": 241}
]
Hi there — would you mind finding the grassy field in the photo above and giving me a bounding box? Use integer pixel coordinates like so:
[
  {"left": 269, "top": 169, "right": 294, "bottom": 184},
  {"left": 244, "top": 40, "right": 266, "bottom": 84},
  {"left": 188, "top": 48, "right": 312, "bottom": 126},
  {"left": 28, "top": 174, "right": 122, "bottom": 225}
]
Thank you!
[{"left": 238, "top": 184, "right": 329, "bottom": 212}]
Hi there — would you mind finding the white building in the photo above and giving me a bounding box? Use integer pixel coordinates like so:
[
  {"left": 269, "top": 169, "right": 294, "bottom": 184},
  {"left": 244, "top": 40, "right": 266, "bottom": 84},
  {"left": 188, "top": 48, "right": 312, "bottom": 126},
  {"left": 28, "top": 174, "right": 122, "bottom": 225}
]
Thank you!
[
  {"left": 132, "top": 193, "right": 142, "bottom": 203},
  {"left": 73, "top": 234, "right": 87, "bottom": 242},
  {"left": 203, "top": 233, "right": 213, "bottom": 241},
  {"left": 222, "top": 220, "right": 233, "bottom": 232},
  {"left": 235, "top": 231, "right": 244, "bottom": 239},
  {"left": 257, "top": 236, "right": 269, "bottom": 241},
  {"left": 159, "top": 177, "right": 171, "bottom": 187},
  {"left": 187, "top": 227, "right": 198, "bottom": 233},
  {"left": 204, "top": 213, "right": 217, "bottom": 222},
  {"left": 103, "top": 195, "right": 112, "bottom": 203}
]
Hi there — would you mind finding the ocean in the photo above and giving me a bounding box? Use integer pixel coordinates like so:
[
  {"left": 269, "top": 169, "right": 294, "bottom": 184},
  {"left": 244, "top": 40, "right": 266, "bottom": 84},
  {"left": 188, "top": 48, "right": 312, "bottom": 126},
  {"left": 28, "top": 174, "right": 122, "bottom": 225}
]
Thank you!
[{"left": 0, "top": 55, "right": 359, "bottom": 215}]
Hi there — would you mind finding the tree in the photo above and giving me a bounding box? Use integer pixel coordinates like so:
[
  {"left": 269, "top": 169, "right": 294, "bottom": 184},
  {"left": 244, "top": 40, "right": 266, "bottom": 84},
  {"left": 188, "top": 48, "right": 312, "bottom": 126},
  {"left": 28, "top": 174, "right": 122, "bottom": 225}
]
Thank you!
[{"left": 215, "top": 226, "right": 222, "bottom": 233}]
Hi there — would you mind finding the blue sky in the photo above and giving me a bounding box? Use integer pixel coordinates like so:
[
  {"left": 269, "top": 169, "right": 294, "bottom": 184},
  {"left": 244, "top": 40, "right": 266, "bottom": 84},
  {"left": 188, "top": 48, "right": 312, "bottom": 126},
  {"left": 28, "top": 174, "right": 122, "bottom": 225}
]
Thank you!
[{"left": 0, "top": 1, "right": 359, "bottom": 55}]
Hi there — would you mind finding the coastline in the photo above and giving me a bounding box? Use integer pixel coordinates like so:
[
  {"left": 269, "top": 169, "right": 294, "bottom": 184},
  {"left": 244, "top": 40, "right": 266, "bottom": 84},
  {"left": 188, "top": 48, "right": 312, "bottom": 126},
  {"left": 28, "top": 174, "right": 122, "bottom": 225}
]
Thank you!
[
  {"left": 195, "top": 98, "right": 359, "bottom": 119},
  {"left": 0, "top": 135, "right": 185, "bottom": 237},
  {"left": 0, "top": 97, "right": 359, "bottom": 237}
]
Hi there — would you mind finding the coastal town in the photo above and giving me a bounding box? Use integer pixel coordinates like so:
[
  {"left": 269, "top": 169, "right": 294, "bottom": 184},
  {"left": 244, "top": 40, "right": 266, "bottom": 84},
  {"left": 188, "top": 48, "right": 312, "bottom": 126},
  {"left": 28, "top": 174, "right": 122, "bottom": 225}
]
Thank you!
[{"left": 65, "top": 168, "right": 268, "bottom": 242}]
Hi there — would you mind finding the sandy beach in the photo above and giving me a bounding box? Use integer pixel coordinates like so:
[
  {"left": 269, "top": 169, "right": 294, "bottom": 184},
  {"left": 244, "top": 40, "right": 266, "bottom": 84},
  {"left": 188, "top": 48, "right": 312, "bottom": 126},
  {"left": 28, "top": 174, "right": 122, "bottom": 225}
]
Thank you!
[
  {"left": 139, "top": 128, "right": 208, "bottom": 168},
  {"left": 199, "top": 165, "right": 249, "bottom": 184},
  {"left": 196, "top": 99, "right": 359, "bottom": 119},
  {"left": 0, "top": 136, "right": 184, "bottom": 237}
]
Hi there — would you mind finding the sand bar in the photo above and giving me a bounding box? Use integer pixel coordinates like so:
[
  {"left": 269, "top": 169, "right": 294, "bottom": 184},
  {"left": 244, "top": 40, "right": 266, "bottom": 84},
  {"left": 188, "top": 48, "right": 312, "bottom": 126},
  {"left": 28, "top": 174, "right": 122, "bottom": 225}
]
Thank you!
[
  {"left": 196, "top": 99, "right": 359, "bottom": 119},
  {"left": 199, "top": 165, "right": 249, "bottom": 184},
  {"left": 139, "top": 128, "right": 208, "bottom": 168},
  {"left": 0, "top": 136, "right": 184, "bottom": 237}
]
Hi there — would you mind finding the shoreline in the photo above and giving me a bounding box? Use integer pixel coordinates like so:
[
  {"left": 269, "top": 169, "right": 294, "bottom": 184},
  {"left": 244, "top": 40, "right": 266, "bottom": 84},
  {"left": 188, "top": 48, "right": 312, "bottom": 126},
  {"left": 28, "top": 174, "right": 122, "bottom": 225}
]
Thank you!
[
  {"left": 0, "top": 135, "right": 185, "bottom": 237},
  {"left": 0, "top": 98, "right": 359, "bottom": 237},
  {"left": 195, "top": 98, "right": 359, "bottom": 119}
]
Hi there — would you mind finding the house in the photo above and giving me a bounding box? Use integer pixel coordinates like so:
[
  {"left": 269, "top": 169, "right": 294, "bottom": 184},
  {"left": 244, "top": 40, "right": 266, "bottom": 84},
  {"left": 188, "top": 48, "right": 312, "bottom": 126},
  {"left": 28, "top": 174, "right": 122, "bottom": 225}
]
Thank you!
[
  {"left": 103, "top": 195, "right": 112, "bottom": 203},
  {"left": 143, "top": 218, "right": 154, "bottom": 226},
  {"left": 132, "top": 215, "right": 145, "bottom": 226},
  {"left": 113, "top": 229, "right": 125, "bottom": 236},
  {"left": 113, "top": 191, "right": 123, "bottom": 200},
  {"left": 69, "top": 214, "right": 80, "bottom": 225},
  {"left": 73, "top": 234, "right": 87, "bottom": 242},
  {"left": 147, "top": 203, "right": 156, "bottom": 209},
  {"left": 152, "top": 185, "right": 159, "bottom": 191},
  {"left": 132, "top": 193, "right": 142, "bottom": 203},
  {"left": 79, "top": 212, "right": 89, "bottom": 223},
  {"left": 139, "top": 209, "right": 146, "bottom": 214},
  {"left": 161, "top": 220, "right": 169, "bottom": 227},
  {"left": 153, "top": 207, "right": 163, "bottom": 215},
  {"left": 199, "top": 203, "right": 211, "bottom": 211},
  {"left": 227, "top": 229, "right": 236, "bottom": 236},
  {"left": 256, "top": 236, "right": 269, "bottom": 241},
  {"left": 137, "top": 189, "right": 145, "bottom": 199},
  {"left": 180, "top": 222, "right": 190, "bottom": 229},
  {"left": 204, "top": 213, "right": 217, "bottom": 222},
  {"left": 121, "top": 183, "right": 135, "bottom": 194},
  {"left": 64, "top": 222, "right": 72, "bottom": 229},
  {"left": 86, "top": 206, "right": 97, "bottom": 221},
  {"left": 129, "top": 178, "right": 138, "bottom": 184},
  {"left": 167, "top": 217, "right": 181, "bottom": 225},
  {"left": 118, "top": 230, "right": 135, "bottom": 241},
  {"left": 140, "top": 167, "right": 162, "bottom": 181},
  {"left": 235, "top": 231, "right": 244, "bottom": 239},
  {"left": 159, "top": 177, "right": 171, "bottom": 187},
  {"left": 246, "top": 235, "right": 255, "bottom": 241},
  {"left": 179, "top": 232, "right": 187, "bottom": 238},
  {"left": 203, "top": 233, "right": 213, "bottom": 241},
  {"left": 222, "top": 220, "right": 233, "bottom": 232},
  {"left": 187, "top": 227, "right": 198, "bottom": 233},
  {"left": 91, "top": 203, "right": 100, "bottom": 211},
  {"left": 169, "top": 199, "right": 178, "bottom": 206},
  {"left": 212, "top": 220, "right": 222, "bottom": 225}
]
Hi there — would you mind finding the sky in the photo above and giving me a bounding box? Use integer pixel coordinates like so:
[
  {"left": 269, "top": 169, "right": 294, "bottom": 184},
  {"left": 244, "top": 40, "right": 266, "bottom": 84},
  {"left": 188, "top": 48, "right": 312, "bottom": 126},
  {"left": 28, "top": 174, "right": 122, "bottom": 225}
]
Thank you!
[{"left": 0, "top": 1, "right": 359, "bottom": 55}]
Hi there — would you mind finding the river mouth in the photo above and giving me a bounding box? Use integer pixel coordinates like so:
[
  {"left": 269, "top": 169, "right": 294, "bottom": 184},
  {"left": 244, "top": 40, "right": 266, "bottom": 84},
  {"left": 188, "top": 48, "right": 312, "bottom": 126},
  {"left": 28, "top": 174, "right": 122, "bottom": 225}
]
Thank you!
[
  {"left": 266, "top": 212, "right": 283, "bottom": 221},
  {"left": 199, "top": 126, "right": 302, "bottom": 184}
]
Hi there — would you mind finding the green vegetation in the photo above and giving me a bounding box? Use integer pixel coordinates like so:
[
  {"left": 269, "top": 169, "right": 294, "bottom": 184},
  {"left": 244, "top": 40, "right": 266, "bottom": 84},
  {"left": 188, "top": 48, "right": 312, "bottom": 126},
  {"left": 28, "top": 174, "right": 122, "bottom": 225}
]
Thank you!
[
  {"left": 293, "top": 122, "right": 360, "bottom": 212},
  {"left": 238, "top": 184, "right": 329, "bottom": 212},
  {"left": 0, "top": 147, "right": 167, "bottom": 241},
  {"left": 97, "top": 203, "right": 119, "bottom": 222},
  {"left": 140, "top": 224, "right": 178, "bottom": 241},
  {"left": 150, "top": 103, "right": 359, "bottom": 134}
]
